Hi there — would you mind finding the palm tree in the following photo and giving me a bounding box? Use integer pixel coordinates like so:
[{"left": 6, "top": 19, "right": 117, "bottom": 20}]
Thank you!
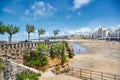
[
  {"left": 38, "top": 28, "right": 45, "bottom": 42},
  {"left": 6, "top": 25, "right": 20, "bottom": 42},
  {"left": 26, "top": 24, "right": 35, "bottom": 41},
  {"left": 0, "top": 21, "right": 5, "bottom": 34},
  {"left": 53, "top": 29, "right": 59, "bottom": 39}
]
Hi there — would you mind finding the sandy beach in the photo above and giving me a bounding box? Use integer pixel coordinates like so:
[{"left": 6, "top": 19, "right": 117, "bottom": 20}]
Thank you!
[{"left": 70, "top": 40, "right": 120, "bottom": 75}]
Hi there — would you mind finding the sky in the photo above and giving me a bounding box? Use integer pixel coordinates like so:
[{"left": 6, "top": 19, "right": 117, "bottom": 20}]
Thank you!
[{"left": 0, "top": 0, "right": 120, "bottom": 41}]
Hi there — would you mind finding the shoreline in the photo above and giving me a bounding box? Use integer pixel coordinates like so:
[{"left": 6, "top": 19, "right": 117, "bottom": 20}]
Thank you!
[{"left": 70, "top": 40, "right": 120, "bottom": 74}]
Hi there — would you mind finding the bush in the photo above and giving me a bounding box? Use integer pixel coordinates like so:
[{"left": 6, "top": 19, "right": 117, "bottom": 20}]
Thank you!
[
  {"left": 50, "top": 43, "right": 65, "bottom": 58},
  {"left": 42, "top": 67, "right": 46, "bottom": 72},
  {"left": 61, "top": 53, "right": 67, "bottom": 64},
  {"left": 34, "top": 58, "right": 42, "bottom": 66},
  {"left": 23, "top": 52, "right": 30, "bottom": 61},
  {"left": 23, "top": 43, "right": 50, "bottom": 68},
  {"left": 26, "top": 60, "right": 35, "bottom": 67},
  {"left": 16, "top": 71, "right": 40, "bottom": 80},
  {"left": 35, "top": 43, "right": 49, "bottom": 54},
  {"left": 41, "top": 56, "right": 49, "bottom": 65}
]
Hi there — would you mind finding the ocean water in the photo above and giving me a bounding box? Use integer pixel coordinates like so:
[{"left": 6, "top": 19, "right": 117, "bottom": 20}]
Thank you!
[{"left": 71, "top": 42, "right": 87, "bottom": 54}]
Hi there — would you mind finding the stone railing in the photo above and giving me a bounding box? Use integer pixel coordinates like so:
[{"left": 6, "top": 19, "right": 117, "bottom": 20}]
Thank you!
[
  {"left": 0, "top": 42, "right": 39, "bottom": 50},
  {"left": 0, "top": 42, "right": 40, "bottom": 63}
]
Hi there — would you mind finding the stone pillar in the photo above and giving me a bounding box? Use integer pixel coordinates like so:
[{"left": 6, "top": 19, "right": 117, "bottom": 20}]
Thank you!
[
  {"left": 10, "top": 44, "right": 12, "bottom": 49},
  {"left": 16, "top": 44, "right": 18, "bottom": 49},
  {"left": 5, "top": 44, "right": 7, "bottom": 50},
  {"left": 0, "top": 69, "right": 4, "bottom": 80},
  {"left": 14, "top": 44, "right": 16, "bottom": 49},
  {"left": 21, "top": 43, "right": 23, "bottom": 48},
  {"left": 31, "top": 43, "right": 32, "bottom": 47},
  {"left": 33, "top": 43, "right": 35, "bottom": 47}
]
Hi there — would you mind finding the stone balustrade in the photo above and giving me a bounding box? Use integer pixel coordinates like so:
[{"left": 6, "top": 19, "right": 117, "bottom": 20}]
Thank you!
[
  {"left": 0, "top": 42, "right": 40, "bottom": 63},
  {"left": 0, "top": 42, "right": 39, "bottom": 50}
]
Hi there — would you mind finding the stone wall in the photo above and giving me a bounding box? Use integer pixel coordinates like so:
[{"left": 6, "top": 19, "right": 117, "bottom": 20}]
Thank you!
[
  {"left": 1, "top": 58, "right": 40, "bottom": 80},
  {"left": 0, "top": 42, "right": 39, "bottom": 63}
]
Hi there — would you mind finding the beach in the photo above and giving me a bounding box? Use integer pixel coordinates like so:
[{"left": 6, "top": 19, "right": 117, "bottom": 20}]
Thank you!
[{"left": 70, "top": 40, "right": 120, "bottom": 75}]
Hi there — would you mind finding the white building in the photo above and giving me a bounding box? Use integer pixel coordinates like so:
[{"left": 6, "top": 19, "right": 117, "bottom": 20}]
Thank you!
[
  {"left": 112, "top": 28, "right": 120, "bottom": 37},
  {"left": 92, "top": 27, "right": 112, "bottom": 39}
]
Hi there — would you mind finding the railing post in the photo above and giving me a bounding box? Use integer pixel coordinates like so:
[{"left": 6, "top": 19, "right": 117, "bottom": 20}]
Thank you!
[
  {"left": 114, "top": 75, "right": 116, "bottom": 80},
  {"left": 80, "top": 69, "right": 81, "bottom": 78},
  {"left": 90, "top": 70, "right": 92, "bottom": 80},
  {"left": 101, "top": 72, "right": 103, "bottom": 80}
]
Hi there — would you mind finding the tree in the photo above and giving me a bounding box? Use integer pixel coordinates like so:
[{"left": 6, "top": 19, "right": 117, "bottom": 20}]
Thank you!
[
  {"left": 26, "top": 24, "right": 35, "bottom": 41},
  {"left": 53, "top": 29, "right": 59, "bottom": 40},
  {"left": 0, "top": 21, "right": 5, "bottom": 34},
  {"left": 38, "top": 29, "right": 45, "bottom": 42},
  {"left": 6, "top": 25, "right": 19, "bottom": 42}
]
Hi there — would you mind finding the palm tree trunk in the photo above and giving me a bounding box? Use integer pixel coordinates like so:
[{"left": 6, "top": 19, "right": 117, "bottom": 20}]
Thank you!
[
  {"left": 28, "top": 33, "right": 30, "bottom": 41},
  {"left": 39, "top": 34, "right": 40, "bottom": 42},
  {"left": 55, "top": 35, "right": 56, "bottom": 41},
  {"left": 9, "top": 34, "right": 12, "bottom": 42}
]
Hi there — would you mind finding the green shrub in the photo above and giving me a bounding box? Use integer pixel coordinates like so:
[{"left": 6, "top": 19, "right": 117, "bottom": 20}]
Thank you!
[
  {"left": 42, "top": 67, "right": 46, "bottom": 72},
  {"left": 34, "top": 58, "right": 42, "bottom": 66},
  {"left": 16, "top": 71, "right": 40, "bottom": 80},
  {"left": 23, "top": 43, "right": 50, "bottom": 68},
  {"left": 50, "top": 43, "right": 65, "bottom": 58},
  {"left": 23, "top": 52, "right": 30, "bottom": 61},
  {"left": 41, "top": 56, "right": 49, "bottom": 65},
  {"left": 35, "top": 43, "right": 49, "bottom": 54},
  {"left": 26, "top": 60, "right": 35, "bottom": 67},
  {"left": 61, "top": 53, "right": 67, "bottom": 64}
]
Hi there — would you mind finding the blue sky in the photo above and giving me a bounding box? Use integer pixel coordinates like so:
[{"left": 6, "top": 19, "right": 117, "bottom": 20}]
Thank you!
[{"left": 0, "top": 0, "right": 120, "bottom": 41}]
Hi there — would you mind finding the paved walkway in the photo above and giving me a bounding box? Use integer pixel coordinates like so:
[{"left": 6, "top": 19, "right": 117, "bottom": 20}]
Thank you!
[{"left": 39, "top": 69, "right": 82, "bottom": 80}]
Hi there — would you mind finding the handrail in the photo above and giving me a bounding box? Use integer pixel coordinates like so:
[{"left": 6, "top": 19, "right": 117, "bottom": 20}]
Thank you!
[{"left": 70, "top": 67, "right": 120, "bottom": 80}]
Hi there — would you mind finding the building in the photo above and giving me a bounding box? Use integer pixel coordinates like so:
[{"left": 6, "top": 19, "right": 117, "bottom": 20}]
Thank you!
[
  {"left": 92, "top": 27, "right": 112, "bottom": 39},
  {"left": 112, "top": 27, "right": 120, "bottom": 37},
  {"left": 91, "top": 26, "right": 120, "bottom": 41}
]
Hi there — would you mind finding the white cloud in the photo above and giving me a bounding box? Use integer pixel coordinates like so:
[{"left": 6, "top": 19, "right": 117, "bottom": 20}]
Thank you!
[
  {"left": 25, "top": 1, "right": 56, "bottom": 19},
  {"left": 45, "top": 32, "right": 51, "bottom": 37},
  {"left": 3, "top": 7, "right": 14, "bottom": 14},
  {"left": 63, "top": 27, "right": 92, "bottom": 35},
  {"left": 72, "top": 0, "right": 91, "bottom": 10},
  {"left": 118, "top": 25, "right": 120, "bottom": 27},
  {"left": 75, "top": 27, "right": 92, "bottom": 33},
  {"left": 65, "top": 15, "right": 72, "bottom": 20}
]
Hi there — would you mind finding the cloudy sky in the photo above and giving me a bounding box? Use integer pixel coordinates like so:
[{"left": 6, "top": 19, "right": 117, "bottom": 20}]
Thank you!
[{"left": 0, "top": 0, "right": 120, "bottom": 41}]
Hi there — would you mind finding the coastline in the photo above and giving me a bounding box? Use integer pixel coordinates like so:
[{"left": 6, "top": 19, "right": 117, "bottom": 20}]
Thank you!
[{"left": 70, "top": 39, "right": 120, "bottom": 74}]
